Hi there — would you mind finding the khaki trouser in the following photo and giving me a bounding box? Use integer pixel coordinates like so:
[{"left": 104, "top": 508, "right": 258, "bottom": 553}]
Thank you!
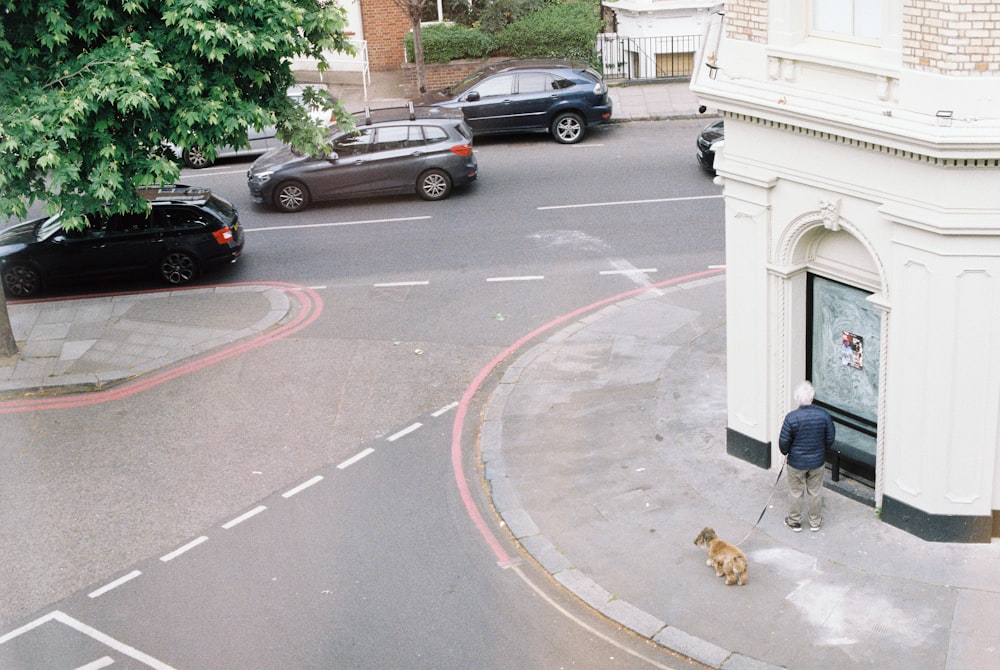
[{"left": 786, "top": 464, "right": 824, "bottom": 528}]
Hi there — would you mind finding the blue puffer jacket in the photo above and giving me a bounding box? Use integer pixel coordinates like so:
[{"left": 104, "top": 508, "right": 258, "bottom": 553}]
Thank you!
[{"left": 779, "top": 404, "right": 835, "bottom": 470}]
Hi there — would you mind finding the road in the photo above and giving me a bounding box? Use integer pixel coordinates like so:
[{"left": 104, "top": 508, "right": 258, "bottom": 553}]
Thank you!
[{"left": 0, "top": 119, "right": 724, "bottom": 668}]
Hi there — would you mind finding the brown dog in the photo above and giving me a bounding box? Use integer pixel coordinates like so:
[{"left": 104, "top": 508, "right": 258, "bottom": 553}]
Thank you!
[{"left": 694, "top": 527, "right": 748, "bottom": 586}]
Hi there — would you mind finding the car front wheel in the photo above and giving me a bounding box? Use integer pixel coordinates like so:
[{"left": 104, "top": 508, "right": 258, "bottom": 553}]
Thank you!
[
  {"left": 417, "top": 169, "right": 452, "bottom": 201},
  {"left": 2, "top": 264, "right": 42, "bottom": 297},
  {"left": 182, "top": 148, "right": 213, "bottom": 169},
  {"left": 160, "top": 251, "right": 198, "bottom": 285},
  {"left": 274, "top": 181, "right": 310, "bottom": 212},
  {"left": 551, "top": 112, "right": 585, "bottom": 144}
]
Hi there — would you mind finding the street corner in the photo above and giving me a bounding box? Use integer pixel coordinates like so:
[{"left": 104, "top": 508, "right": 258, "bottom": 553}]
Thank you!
[{"left": 0, "top": 282, "right": 323, "bottom": 411}]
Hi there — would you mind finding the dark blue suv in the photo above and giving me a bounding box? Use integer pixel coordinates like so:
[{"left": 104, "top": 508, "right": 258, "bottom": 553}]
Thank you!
[{"left": 421, "top": 59, "right": 613, "bottom": 144}]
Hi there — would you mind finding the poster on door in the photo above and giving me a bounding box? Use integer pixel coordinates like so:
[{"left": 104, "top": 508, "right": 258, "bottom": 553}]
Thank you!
[{"left": 841, "top": 331, "right": 863, "bottom": 370}]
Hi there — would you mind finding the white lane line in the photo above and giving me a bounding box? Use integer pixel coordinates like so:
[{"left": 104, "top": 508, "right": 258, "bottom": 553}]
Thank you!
[
  {"left": 338, "top": 447, "right": 375, "bottom": 469},
  {"left": 282, "top": 475, "right": 324, "bottom": 498},
  {"left": 160, "top": 536, "right": 208, "bottom": 563},
  {"left": 432, "top": 401, "right": 459, "bottom": 417},
  {"left": 538, "top": 194, "right": 723, "bottom": 210},
  {"left": 249, "top": 216, "right": 431, "bottom": 232},
  {"left": 387, "top": 422, "right": 423, "bottom": 442},
  {"left": 600, "top": 268, "right": 657, "bottom": 275},
  {"left": 222, "top": 505, "right": 268, "bottom": 529},
  {"left": 76, "top": 656, "right": 114, "bottom": 670},
  {"left": 374, "top": 281, "right": 430, "bottom": 288},
  {"left": 486, "top": 275, "right": 544, "bottom": 282},
  {"left": 88, "top": 570, "right": 142, "bottom": 599},
  {"left": 54, "top": 611, "right": 179, "bottom": 670}
]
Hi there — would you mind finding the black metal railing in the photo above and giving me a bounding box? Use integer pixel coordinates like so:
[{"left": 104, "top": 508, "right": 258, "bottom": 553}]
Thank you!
[{"left": 597, "top": 34, "right": 702, "bottom": 81}]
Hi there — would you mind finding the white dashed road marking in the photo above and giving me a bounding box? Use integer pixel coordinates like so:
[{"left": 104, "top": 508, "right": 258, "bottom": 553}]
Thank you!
[
  {"left": 88, "top": 571, "right": 142, "bottom": 599},
  {"left": 281, "top": 475, "right": 324, "bottom": 499},
  {"left": 160, "top": 536, "right": 209, "bottom": 562}
]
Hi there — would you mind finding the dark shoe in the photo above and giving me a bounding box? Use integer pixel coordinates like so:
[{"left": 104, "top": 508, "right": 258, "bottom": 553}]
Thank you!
[
  {"left": 784, "top": 516, "right": 802, "bottom": 532},
  {"left": 810, "top": 519, "right": 822, "bottom": 532}
]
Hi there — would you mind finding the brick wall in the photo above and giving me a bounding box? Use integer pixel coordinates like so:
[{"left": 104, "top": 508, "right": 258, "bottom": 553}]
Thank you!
[
  {"left": 903, "top": 1, "right": 1000, "bottom": 74},
  {"left": 361, "top": 0, "right": 411, "bottom": 71},
  {"left": 400, "top": 58, "right": 502, "bottom": 97},
  {"left": 724, "top": 0, "right": 768, "bottom": 43}
]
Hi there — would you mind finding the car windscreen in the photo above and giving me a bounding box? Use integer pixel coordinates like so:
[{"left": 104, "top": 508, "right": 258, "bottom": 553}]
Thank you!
[
  {"left": 35, "top": 214, "right": 65, "bottom": 241},
  {"left": 449, "top": 69, "right": 492, "bottom": 95}
]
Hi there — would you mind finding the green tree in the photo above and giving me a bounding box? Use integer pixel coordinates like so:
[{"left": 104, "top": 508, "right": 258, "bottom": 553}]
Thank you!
[{"left": 0, "top": 0, "right": 354, "bottom": 356}]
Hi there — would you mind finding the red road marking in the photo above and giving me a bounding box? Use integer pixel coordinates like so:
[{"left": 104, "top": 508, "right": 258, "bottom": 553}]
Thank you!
[
  {"left": 0, "top": 282, "right": 323, "bottom": 413},
  {"left": 451, "top": 268, "right": 726, "bottom": 564}
]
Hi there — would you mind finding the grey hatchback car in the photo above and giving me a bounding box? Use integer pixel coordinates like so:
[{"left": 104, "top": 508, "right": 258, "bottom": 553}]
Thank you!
[
  {"left": 420, "top": 59, "right": 613, "bottom": 144},
  {"left": 247, "top": 105, "right": 478, "bottom": 212}
]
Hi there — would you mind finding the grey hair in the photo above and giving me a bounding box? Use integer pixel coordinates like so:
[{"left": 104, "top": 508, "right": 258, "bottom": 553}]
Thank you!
[{"left": 794, "top": 381, "right": 815, "bottom": 406}]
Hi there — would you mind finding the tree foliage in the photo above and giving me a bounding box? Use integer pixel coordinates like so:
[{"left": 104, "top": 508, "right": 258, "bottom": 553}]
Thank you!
[{"left": 0, "top": 0, "right": 355, "bottom": 229}]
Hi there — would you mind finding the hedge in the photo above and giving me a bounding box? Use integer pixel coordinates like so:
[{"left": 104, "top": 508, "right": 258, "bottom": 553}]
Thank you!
[{"left": 405, "top": 1, "right": 602, "bottom": 68}]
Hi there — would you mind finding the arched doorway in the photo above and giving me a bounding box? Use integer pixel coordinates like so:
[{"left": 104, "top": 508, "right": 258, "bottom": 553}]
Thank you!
[{"left": 783, "top": 215, "right": 888, "bottom": 503}]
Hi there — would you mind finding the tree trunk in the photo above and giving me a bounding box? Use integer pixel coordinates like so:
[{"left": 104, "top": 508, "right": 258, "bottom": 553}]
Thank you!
[
  {"left": 0, "top": 291, "right": 18, "bottom": 357},
  {"left": 411, "top": 17, "right": 427, "bottom": 95}
]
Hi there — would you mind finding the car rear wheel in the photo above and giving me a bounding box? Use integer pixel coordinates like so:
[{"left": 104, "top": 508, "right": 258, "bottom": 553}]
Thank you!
[
  {"left": 182, "top": 148, "right": 213, "bottom": 169},
  {"left": 160, "top": 251, "right": 198, "bottom": 285},
  {"left": 551, "top": 112, "right": 585, "bottom": 144},
  {"left": 417, "top": 169, "right": 452, "bottom": 201},
  {"left": 274, "top": 181, "right": 310, "bottom": 212},
  {"left": 2, "top": 264, "right": 42, "bottom": 297}
]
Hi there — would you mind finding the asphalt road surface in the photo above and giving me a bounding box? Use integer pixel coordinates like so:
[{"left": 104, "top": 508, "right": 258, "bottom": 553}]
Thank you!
[{"left": 0, "top": 119, "right": 723, "bottom": 668}]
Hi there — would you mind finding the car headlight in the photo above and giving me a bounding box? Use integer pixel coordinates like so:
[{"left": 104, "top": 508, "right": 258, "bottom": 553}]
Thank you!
[{"left": 248, "top": 171, "right": 273, "bottom": 186}]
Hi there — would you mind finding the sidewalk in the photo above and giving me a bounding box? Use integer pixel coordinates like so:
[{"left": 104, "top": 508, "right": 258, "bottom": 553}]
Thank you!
[{"left": 3, "top": 75, "right": 999, "bottom": 669}]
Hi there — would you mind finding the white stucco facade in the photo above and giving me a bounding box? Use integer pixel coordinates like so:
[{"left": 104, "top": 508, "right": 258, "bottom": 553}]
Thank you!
[{"left": 691, "top": 1, "right": 1000, "bottom": 542}]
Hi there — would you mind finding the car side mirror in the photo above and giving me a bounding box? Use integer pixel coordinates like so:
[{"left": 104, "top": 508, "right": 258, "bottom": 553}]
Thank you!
[
  {"left": 465, "top": 91, "right": 480, "bottom": 102},
  {"left": 326, "top": 151, "right": 339, "bottom": 162}
]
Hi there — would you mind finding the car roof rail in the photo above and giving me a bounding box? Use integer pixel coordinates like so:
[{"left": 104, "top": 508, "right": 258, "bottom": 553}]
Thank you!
[{"left": 143, "top": 185, "right": 211, "bottom": 201}]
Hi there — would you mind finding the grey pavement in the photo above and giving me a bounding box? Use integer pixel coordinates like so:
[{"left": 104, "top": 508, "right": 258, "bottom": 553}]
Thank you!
[{"left": 3, "top": 73, "right": 999, "bottom": 669}]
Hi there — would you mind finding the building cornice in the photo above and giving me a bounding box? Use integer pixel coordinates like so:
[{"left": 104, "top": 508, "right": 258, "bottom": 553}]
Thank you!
[{"left": 693, "top": 73, "right": 1000, "bottom": 163}]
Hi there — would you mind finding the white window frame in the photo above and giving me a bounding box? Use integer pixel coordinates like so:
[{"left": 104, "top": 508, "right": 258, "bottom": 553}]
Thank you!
[{"left": 809, "top": 0, "right": 884, "bottom": 45}]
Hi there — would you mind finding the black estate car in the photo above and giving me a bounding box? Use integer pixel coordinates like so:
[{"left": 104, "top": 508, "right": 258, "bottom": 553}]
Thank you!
[
  {"left": 421, "top": 59, "right": 613, "bottom": 144},
  {"left": 247, "top": 105, "right": 478, "bottom": 212},
  {"left": 697, "top": 119, "right": 724, "bottom": 173},
  {"left": 0, "top": 186, "right": 244, "bottom": 297}
]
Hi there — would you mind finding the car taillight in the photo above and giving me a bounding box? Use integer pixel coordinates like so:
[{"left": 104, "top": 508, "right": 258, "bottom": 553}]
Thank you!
[
  {"left": 213, "top": 226, "right": 234, "bottom": 244},
  {"left": 450, "top": 144, "right": 473, "bottom": 157}
]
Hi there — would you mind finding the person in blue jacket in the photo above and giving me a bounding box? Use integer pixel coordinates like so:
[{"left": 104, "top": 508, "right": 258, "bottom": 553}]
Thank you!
[{"left": 779, "top": 381, "right": 835, "bottom": 532}]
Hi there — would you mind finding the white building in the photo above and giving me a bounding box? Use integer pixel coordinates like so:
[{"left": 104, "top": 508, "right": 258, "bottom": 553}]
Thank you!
[
  {"left": 691, "top": 1, "right": 1000, "bottom": 542},
  {"left": 600, "top": 1, "right": 722, "bottom": 78}
]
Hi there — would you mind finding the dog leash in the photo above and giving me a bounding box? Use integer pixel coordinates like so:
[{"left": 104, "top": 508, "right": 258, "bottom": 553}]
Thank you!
[{"left": 735, "top": 456, "right": 786, "bottom": 546}]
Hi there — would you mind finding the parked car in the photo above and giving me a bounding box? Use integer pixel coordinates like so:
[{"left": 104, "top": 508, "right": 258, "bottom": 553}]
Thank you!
[
  {"left": 176, "top": 85, "right": 336, "bottom": 169},
  {"left": 247, "top": 105, "right": 478, "bottom": 213},
  {"left": 697, "top": 119, "right": 724, "bottom": 173},
  {"left": 0, "top": 186, "right": 244, "bottom": 297},
  {"left": 420, "top": 59, "right": 613, "bottom": 144}
]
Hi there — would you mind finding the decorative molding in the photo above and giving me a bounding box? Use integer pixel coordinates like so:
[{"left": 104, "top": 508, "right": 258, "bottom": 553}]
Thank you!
[
  {"left": 819, "top": 198, "right": 841, "bottom": 232},
  {"left": 723, "top": 112, "right": 1000, "bottom": 170}
]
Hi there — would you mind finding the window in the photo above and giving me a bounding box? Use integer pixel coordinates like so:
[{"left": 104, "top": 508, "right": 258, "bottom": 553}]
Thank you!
[
  {"left": 421, "top": 125, "right": 448, "bottom": 144},
  {"left": 517, "top": 72, "right": 555, "bottom": 94},
  {"left": 333, "top": 128, "right": 374, "bottom": 157},
  {"left": 157, "top": 207, "right": 208, "bottom": 230},
  {"left": 811, "top": 0, "right": 882, "bottom": 41},
  {"left": 105, "top": 212, "right": 150, "bottom": 234},
  {"left": 472, "top": 74, "right": 514, "bottom": 99},
  {"left": 375, "top": 126, "right": 414, "bottom": 151}
]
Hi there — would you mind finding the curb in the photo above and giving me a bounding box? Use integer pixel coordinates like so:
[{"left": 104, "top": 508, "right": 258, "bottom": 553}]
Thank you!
[{"left": 480, "top": 287, "right": 783, "bottom": 670}]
